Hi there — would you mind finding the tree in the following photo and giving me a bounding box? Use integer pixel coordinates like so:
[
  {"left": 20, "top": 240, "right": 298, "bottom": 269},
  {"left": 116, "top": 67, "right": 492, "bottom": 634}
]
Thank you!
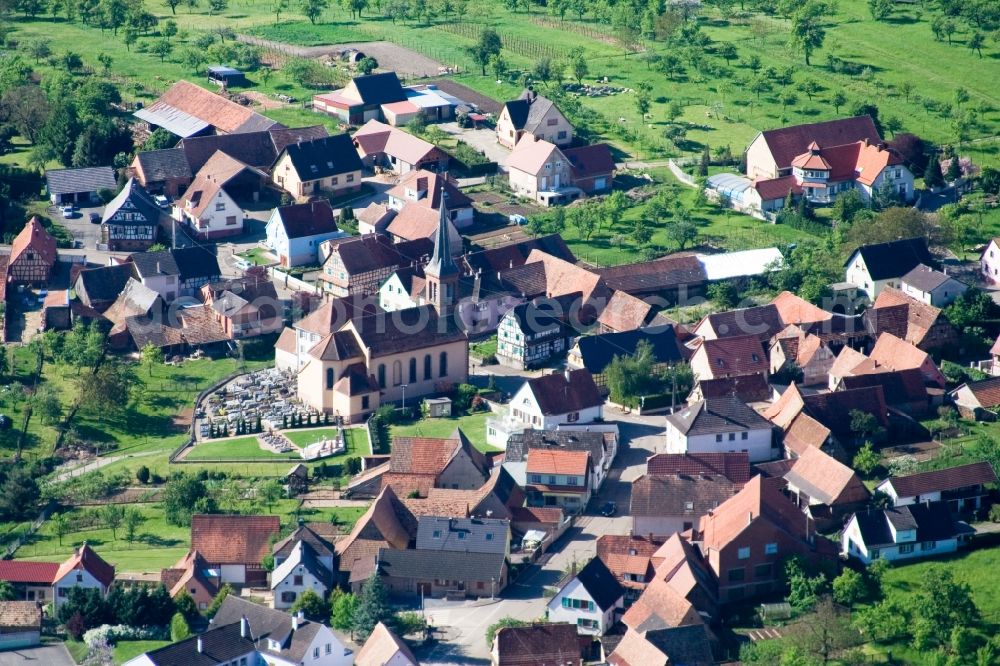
[
  {"left": 570, "top": 49, "right": 588, "bottom": 84},
  {"left": 852, "top": 441, "right": 880, "bottom": 477},
  {"left": 632, "top": 218, "right": 653, "bottom": 246},
  {"left": 39, "top": 100, "right": 80, "bottom": 167},
  {"left": 0, "top": 581, "right": 15, "bottom": 601},
  {"left": 353, "top": 574, "right": 392, "bottom": 640},
  {"left": 151, "top": 39, "right": 173, "bottom": 62},
  {"left": 832, "top": 569, "right": 867, "bottom": 607},
  {"left": 25, "top": 38, "right": 52, "bottom": 64},
  {"left": 791, "top": 9, "right": 825, "bottom": 66},
  {"left": 170, "top": 612, "right": 191, "bottom": 641},
  {"left": 830, "top": 90, "right": 847, "bottom": 115},
  {"left": 867, "top": 0, "right": 891, "bottom": 20},
  {"left": 258, "top": 479, "right": 283, "bottom": 512},
  {"left": 910, "top": 567, "right": 979, "bottom": 650},
  {"left": 102, "top": 504, "right": 124, "bottom": 540},
  {"left": 32, "top": 385, "right": 62, "bottom": 425},
  {"left": 969, "top": 30, "right": 985, "bottom": 57},
  {"left": 847, "top": 207, "right": 934, "bottom": 248},
  {"left": 785, "top": 556, "right": 827, "bottom": 613},
  {"left": 569, "top": 202, "right": 598, "bottom": 241},
  {"left": 330, "top": 592, "right": 358, "bottom": 632},
  {"left": 792, "top": 597, "right": 860, "bottom": 664},
  {"left": 357, "top": 56, "right": 378, "bottom": 75},
  {"left": 207, "top": 0, "right": 226, "bottom": 12},
  {"left": 140, "top": 342, "right": 163, "bottom": 377},
  {"left": 206, "top": 584, "right": 232, "bottom": 618},
  {"left": 532, "top": 57, "right": 553, "bottom": 87},
  {"left": 468, "top": 28, "right": 502, "bottom": 76},
  {"left": 136, "top": 465, "right": 150, "bottom": 484},
  {"left": 663, "top": 218, "right": 698, "bottom": 250},
  {"left": 123, "top": 507, "right": 144, "bottom": 545},
  {"left": 165, "top": 0, "right": 181, "bottom": 12},
  {"left": 799, "top": 78, "right": 820, "bottom": 101},
  {"left": 302, "top": 0, "right": 327, "bottom": 23},
  {"left": 489, "top": 54, "right": 507, "bottom": 82},
  {"left": 163, "top": 474, "right": 212, "bottom": 526},
  {"left": 174, "top": 590, "right": 199, "bottom": 623},
  {"left": 485, "top": 617, "right": 528, "bottom": 648},
  {"left": 51, "top": 511, "right": 70, "bottom": 546},
  {"left": 717, "top": 42, "right": 737, "bottom": 64},
  {"left": 924, "top": 152, "right": 945, "bottom": 189},
  {"left": 290, "top": 589, "right": 330, "bottom": 622}
]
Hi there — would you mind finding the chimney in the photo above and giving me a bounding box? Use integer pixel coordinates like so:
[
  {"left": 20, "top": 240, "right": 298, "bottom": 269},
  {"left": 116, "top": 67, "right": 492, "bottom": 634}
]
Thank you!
[
  {"left": 240, "top": 616, "right": 249, "bottom": 638},
  {"left": 197, "top": 636, "right": 204, "bottom": 653},
  {"left": 747, "top": 511, "right": 753, "bottom": 525},
  {"left": 156, "top": 261, "right": 161, "bottom": 274},
  {"left": 292, "top": 613, "right": 300, "bottom": 631},
  {"left": 564, "top": 368, "right": 571, "bottom": 383}
]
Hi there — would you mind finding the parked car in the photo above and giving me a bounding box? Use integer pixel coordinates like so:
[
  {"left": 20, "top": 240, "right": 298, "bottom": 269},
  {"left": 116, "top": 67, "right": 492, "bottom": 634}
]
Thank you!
[
  {"left": 600, "top": 501, "right": 616, "bottom": 517},
  {"left": 89, "top": 212, "right": 101, "bottom": 224},
  {"left": 153, "top": 194, "right": 170, "bottom": 208},
  {"left": 60, "top": 205, "right": 74, "bottom": 218}
]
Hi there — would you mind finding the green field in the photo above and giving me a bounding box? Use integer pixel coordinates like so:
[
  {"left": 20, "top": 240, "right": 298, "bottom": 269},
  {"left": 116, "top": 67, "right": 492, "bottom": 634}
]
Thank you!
[
  {"left": 389, "top": 412, "right": 497, "bottom": 451},
  {"left": 184, "top": 436, "right": 302, "bottom": 461}
]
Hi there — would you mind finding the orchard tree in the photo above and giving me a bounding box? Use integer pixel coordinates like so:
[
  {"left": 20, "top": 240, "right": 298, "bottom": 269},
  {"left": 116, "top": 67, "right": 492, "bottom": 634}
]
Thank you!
[
  {"left": 302, "top": 0, "right": 329, "bottom": 22},
  {"left": 791, "top": 7, "right": 825, "bottom": 65},
  {"left": 468, "top": 28, "right": 502, "bottom": 76},
  {"left": 570, "top": 48, "right": 587, "bottom": 84},
  {"left": 102, "top": 504, "right": 124, "bottom": 540}
]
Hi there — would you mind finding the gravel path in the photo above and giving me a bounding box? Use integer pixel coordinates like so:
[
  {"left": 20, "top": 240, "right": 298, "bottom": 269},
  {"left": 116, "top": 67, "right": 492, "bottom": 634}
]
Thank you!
[{"left": 237, "top": 36, "right": 445, "bottom": 78}]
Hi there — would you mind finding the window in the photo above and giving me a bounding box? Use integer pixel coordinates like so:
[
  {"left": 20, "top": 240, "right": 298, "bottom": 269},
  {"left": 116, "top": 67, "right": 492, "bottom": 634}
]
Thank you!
[
  {"left": 558, "top": 130, "right": 567, "bottom": 139},
  {"left": 314, "top": 647, "right": 320, "bottom": 658},
  {"left": 393, "top": 360, "right": 402, "bottom": 386},
  {"left": 684, "top": 501, "right": 694, "bottom": 511},
  {"left": 728, "top": 568, "right": 745, "bottom": 582},
  {"left": 347, "top": 174, "right": 355, "bottom": 183},
  {"left": 530, "top": 474, "right": 542, "bottom": 483},
  {"left": 741, "top": 432, "right": 748, "bottom": 440},
  {"left": 76, "top": 573, "right": 83, "bottom": 582},
  {"left": 755, "top": 563, "right": 773, "bottom": 577},
  {"left": 226, "top": 216, "right": 238, "bottom": 226},
  {"left": 326, "top": 644, "right": 332, "bottom": 655},
  {"left": 326, "top": 368, "right": 334, "bottom": 390},
  {"left": 58, "top": 588, "right": 68, "bottom": 598},
  {"left": 486, "top": 533, "right": 494, "bottom": 541},
  {"left": 281, "top": 591, "right": 296, "bottom": 603},
  {"left": 362, "top": 396, "right": 370, "bottom": 410},
  {"left": 548, "top": 475, "right": 557, "bottom": 484},
  {"left": 899, "top": 543, "right": 914, "bottom": 554},
  {"left": 728, "top": 433, "right": 736, "bottom": 441},
  {"left": 409, "top": 357, "right": 418, "bottom": 383},
  {"left": 716, "top": 434, "right": 723, "bottom": 442},
  {"left": 458, "top": 532, "right": 466, "bottom": 540},
  {"left": 566, "top": 411, "right": 579, "bottom": 422},
  {"left": 293, "top": 575, "right": 303, "bottom": 586},
  {"left": 424, "top": 354, "right": 432, "bottom": 380},
  {"left": 216, "top": 203, "right": 225, "bottom": 211},
  {"left": 566, "top": 476, "right": 578, "bottom": 485},
  {"left": 377, "top": 364, "right": 386, "bottom": 388},
  {"left": 439, "top": 351, "right": 448, "bottom": 377},
  {"left": 547, "top": 118, "right": 558, "bottom": 126},
  {"left": 332, "top": 177, "right": 339, "bottom": 186},
  {"left": 738, "top": 547, "right": 750, "bottom": 559},
  {"left": 921, "top": 541, "right": 936, "bottom": 551},
  {"left": 870, "top": 549, "right": 880, "bottom": 560},
  {"left": 765, "top": 543, "right": 778, "bottom": 555},
  {"left": 562, "top": 598, "right": 594, "bottom": 610}
]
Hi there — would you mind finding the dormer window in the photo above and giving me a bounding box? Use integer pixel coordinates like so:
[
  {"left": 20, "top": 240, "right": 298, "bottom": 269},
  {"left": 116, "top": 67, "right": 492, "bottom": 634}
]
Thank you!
[{"left": 751, "top": 353, "right": 759, "bottom": 362}]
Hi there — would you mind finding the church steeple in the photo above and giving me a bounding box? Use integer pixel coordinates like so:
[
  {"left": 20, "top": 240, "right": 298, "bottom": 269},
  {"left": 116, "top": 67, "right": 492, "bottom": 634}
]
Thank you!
[{"left": 424, "top": 185, "right": 459, "bottom": 313}]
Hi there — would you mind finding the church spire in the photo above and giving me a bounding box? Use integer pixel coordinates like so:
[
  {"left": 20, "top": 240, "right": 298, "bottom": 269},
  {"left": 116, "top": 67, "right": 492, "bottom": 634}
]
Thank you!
[{"left": 425, "top": 185, "right": 458, "bottom": 279}]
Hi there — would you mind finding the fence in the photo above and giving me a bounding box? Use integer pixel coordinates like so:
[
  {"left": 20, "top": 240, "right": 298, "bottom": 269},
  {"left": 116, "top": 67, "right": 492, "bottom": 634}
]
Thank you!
[
  {"left": 168, "top": 368, "right": 252, "bottom": 463},
  {"left": 667, "top": 158, "right": 697, "bottom": 187},
  {"left": 3, "top": 502, "right": 55, "bottom": 559},
  {"left": 268, "top": 267, "right": 322, "bottom": 293},
  {"left": 435, "top": 22, "right": 570, "bottom": 62}
]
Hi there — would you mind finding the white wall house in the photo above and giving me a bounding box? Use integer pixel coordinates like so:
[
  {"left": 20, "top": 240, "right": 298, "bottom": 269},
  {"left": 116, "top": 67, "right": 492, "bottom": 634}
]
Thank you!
[
  {"left": 844, "top": 238, "right": 932, "bottom": 301},
  {"left": 900, "top": 263, "right": 967, "bottom": 307},
  {"left": 664, "top": 397, "right": 776, "bottom": 463},
  {"left": 265, "top": 201, "right": 346, "bottom": 268},
  {"left": 174, "top": 186, "right": 244, "bottom": 241},
  {"left": 841, "top": 502, "right": 968, "bottom": 565},
  {"left": 270, "top": 542, "right": 330, "bottom": 610},
  {"left": 981, "top": 239, "right": 1000, "bottom": 285},
  {"left": 546, "top": 558, "right": 623, "bottom": 635},
  {"left": 874, "top": 461, "right": 997, "bottom": 511}
]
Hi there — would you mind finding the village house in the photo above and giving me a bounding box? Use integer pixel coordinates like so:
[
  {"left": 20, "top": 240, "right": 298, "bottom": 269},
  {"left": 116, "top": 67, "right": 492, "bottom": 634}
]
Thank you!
[
  {"left": 769, "top": 325, "right": 836, "bottom": 386},
  {"left": 497, "top": 89, "right": 574, "bottom": 149},
  {"left": 378, "top": 546, "right": 508, "bottom": 600},
  {"left": 0, "top": 545, "right": 114, "bottom": 609},
  {"left": 172, "top": 150, "right": 268, "bottom": 240},
  {"left": 177, "top": 125, "right": 330, "bottom": 174},
  {"left": 693, "top": 303, "right": 785, "bottom": 342},
  {"left": 980, "top": 237, "right": 1000, "bottom": 284},
  {"left": 381, "top": 430, "right": 491, "bottom": 498},
  {"left": 487, "top": 369, "right": 604, "bottom": 447},
  {"left": 0, "top": 601, "right": 42, "bottom": 651},
  {"left": 876, "top": 461, "right": 997, "bottom": 513},
  {"left": 353, "top": 120, "right": 450, "bottom": 174},
  {"left": 44, "top": 166, "right": 117, "bottom": 205},
  {"left": 399, "top": 467, "right": 527, "bottom": 524},
  {"left": 491, "top": 623, "right": 584, "bottom": 666},
  {"left": 505, "top": 136, "right": 578, "bottom": 206},
  {"left": 777, "top": 445, "right": 871, "bottom": 531},
  {"left": 900, "top": 264, "right": 967, "bottom": 307},
  {"left": 664, "top": 396, "right": 776, "bottom": 463},
  {"left": 505, "top": 429, "right": 616, "bottom": 493},
  {"left": 595, "top": 534, "right": 663, "bottom": 604},
  {"left": 840, "top": 368, "right": 934, "bottom": 417},
  {"left": 745, "top": 115, "right": 882, "bottom": 180},
  {"left": 272, "top": 524, "right": 337, "bottom": 572},
  {"left": 5, "top": 218, "right": 57, "bottom": 286},
  {"left": 270, "top": 541, "right": 332, "bottom": 610},
  {"left": 416, "top": 516, "right": 511, "bottom": 557},
  {"left": 563, "top": 144, "right": 616, "bottom": 195},
  {"left": 128, "top": 148, "right": 193, "bottom": 198},
  {"left": 73, "top": 263, "right": 138, "bottom": 313},
  {"left": 547, "top": 557, "right": 624, "bottom": 635},
  {"left": 864, "top": 287, "right": 958, "bottom": 354},
  {"left": 265, "top": 200, "right": 343, "bottom": 267},
  {"left": 595, "top": 291, "right": 672, "bottom": 335},
  {"left": 275, "top": 295, "right": 379, "bottom": 371},
  {"left": 101, "top": 178, "right": 168, "bottom": 252},
  {"left": 335, "top": 487, "right": 416, "bottom": 589},
  {"left": 566, "top": 326, "right": 688, "bottom": 391},
  {"left": 123, "top": 246, "right": 221, "bottom": 302},
  {"left": 608, "top": 623, "right": 715, "bottom": 666},
  {"left": 841, "top": 501, "right": 974, "bottom": 565},
  {"left": 312, "top": 71, "right": 457, "bottom": 127},
  {"left": 951, "top": 377, "right": 1000, "bottom": 420},
  {"left": 524, "top": 448, "right": 592, "bottom": 511},
  {"left": 844, "top": 237, "right": 934, "bottom": 300},
  {"left": 355, "top": 622, "right": 419, "bottom": 666},
  {"left": 865, "top": 331, "right": 947, "bottom": 387},
  {"left": 190, "top": 515, "right": 280, "bottom": 586},
  {"left": 688, "top": 374, "right": 773, "bottom": 405},
  {"left": 272, "top": 134, "right": 364, "bottom": 201},
  {"left": 318, "top": 234, "right": 433, "bottom": 297},
  {"left": 495, "top": 299, "right": 570, "bottom": 370},
  {"left": 631, "top": 471, "right": 742, "bottom": 538},
  {"left": 134, "top": 80, "right": 280, "bottom": 138},
  {"left": 695, "top": 476, "right": 837, "bottom": 603},
  {"left": 199, "top": 272, "right": 282, "bottom": 341},
  {"left": 386, "top": 170, "right": 474, "bottom": 229},
  {"left": 159, "top": 550, "right": 219, "bottom": 611},
  {"left": 689, "top": 334, "right": 769, "bottom": 382},
  {"left": 596, "top": 254, "right": 707, "bottom": 303}
]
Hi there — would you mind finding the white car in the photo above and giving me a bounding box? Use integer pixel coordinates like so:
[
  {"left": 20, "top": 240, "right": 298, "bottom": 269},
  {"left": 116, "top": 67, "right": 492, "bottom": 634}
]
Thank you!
[
  {"left": 60, "top": 205, "right": 74, "bottom": 218},
  {"left": 153, "top": 194, "right": 170, "bottom": 208}
]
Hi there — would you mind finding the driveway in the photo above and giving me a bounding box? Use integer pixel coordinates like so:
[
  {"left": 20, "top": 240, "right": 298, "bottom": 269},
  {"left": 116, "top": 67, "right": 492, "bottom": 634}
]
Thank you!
[
  {"left": 414, "top": 407, "right": 664, "bottom": 665},
  {"left": 436, "top": 122, "right": 511, "bottom": 167},
  {"left": 0, "top": 644, "right": 76, "bottom": 666}
]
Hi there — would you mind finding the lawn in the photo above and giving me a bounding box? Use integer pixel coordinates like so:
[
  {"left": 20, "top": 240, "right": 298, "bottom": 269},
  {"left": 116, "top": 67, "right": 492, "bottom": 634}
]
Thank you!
[
  {"left": 184, "top": 436, "right": 302, "bottom": 461},
  {"left": 283, "top": 426, "right": 370, "bottom": 458},
  {"left": 390, "top": 412, "right": 497, "bottom": 452},
  {"left": 114, "top": 640, "right": 172, "bottom": 664}
]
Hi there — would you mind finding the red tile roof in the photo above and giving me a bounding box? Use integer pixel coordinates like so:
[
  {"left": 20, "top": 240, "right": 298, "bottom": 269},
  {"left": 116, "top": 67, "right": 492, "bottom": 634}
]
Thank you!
[
  {"left": 526, "top": 449, "right": 590, "bottom": 477},
  {"left": 695, "top": 334, "right": 769, "bottom": 378},
  {"left": 10, "top": 217, "right": 58, "bottom": 269},
  {"left": 54, "top": 544, "right": 115, "bottom": 589},
  {"left": 563, "top": 143, "right": 616, "bottom": 179},
  {"left": 191, "top": 515, "right": 281, "bottom": 565},
  {"left": 0, "top": 560, "right": 59, "bottom": 584},
  {"left": 645, "top": 452, "right": 751, "bottom": 484},
  {"left": 785, "top": 446, "right": 870, "bottom": 506},
  {"left": 752, "top": 174, "right": 802, "bottom": 201},
  {"left": 883, "top": 461, "right": 998, "bottom": 498},
  {"left": 771, "top": 291, "right": 832, "bottom": 325},
  {"left": 699, "top": 476, "right": 813, "bottom": 552},
  {"left": 759, "top": 115, "right": 881, "bottom": 170}
]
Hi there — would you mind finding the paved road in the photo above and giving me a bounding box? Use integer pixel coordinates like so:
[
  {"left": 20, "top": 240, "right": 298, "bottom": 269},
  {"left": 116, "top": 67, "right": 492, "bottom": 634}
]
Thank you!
[
  {"left": 437, "top": 122, "right": 511, "bottom": 167},
  {"left": 0, "top": 644, "right": 75, "bottom": 666},
  {"left": 415, "top": 407, "right": 664, "bottom": 664}
]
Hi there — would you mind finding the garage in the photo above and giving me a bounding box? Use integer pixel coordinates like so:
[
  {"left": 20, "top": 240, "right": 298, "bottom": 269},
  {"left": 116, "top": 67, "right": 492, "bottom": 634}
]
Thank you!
[{"left": 45, "top": 166, "right": 117, "bottom": 205}]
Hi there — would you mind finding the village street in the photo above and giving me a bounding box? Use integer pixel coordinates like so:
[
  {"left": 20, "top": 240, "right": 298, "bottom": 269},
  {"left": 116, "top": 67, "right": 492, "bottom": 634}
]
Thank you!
[{"left": 414, "top": 410, "right": 665, "bottom": 664}]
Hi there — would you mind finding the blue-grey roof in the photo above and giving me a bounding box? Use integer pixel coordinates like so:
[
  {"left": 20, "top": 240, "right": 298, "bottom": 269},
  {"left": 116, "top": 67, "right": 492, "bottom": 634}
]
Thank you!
[{"left": 45, "top": 166, "right": 116, "bottom": 195}]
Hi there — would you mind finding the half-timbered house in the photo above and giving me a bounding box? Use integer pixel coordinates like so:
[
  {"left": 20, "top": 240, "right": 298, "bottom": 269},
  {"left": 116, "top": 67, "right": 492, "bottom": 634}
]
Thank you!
[{"left": 7, "top": 217, "right": 57, "bottom": 285}]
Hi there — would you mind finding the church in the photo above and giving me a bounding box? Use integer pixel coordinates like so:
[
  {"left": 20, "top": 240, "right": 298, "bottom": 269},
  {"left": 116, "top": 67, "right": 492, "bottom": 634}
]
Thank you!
[{"left": 283, "top": 190, "right": 470, "bottom": 423}]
